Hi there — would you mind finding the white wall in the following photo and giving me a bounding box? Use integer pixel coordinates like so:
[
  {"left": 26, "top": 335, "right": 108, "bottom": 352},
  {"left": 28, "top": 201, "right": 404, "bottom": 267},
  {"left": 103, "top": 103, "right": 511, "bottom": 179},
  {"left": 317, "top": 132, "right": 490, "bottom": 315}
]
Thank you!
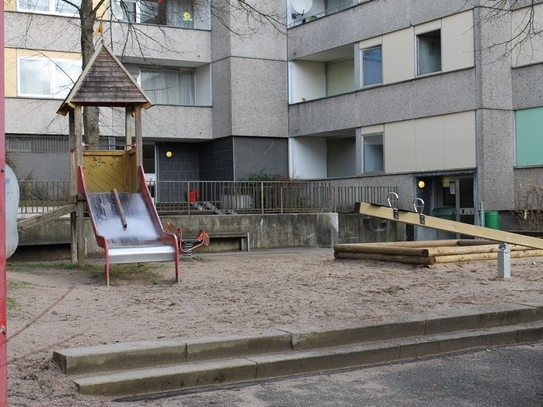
[
  {"left": 195, "top": 64, "right": 211, "bottom": 106},
  {"left": 290, "top": 60, "right": 326, "bottom": 103},
  {"left": 289, "top": 137, "right": 327, "bottom": 178}
]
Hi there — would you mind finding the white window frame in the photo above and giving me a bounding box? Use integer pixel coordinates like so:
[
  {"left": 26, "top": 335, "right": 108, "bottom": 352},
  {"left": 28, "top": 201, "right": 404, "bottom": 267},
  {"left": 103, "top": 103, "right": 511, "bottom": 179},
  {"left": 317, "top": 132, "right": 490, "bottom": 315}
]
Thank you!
[
  {"left": 18, "top": 56, "right": 81, "bottom": 99},
  {"left": 17, "top": 0, "right": 80, "bottom": 16}
]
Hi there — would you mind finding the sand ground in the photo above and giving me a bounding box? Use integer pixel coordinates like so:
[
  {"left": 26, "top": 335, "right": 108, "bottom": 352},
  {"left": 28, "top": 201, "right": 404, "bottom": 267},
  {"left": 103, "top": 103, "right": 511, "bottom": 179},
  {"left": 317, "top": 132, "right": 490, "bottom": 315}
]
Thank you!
[{"left": 5, "top": 248, "right": 543, "bottom": 406}]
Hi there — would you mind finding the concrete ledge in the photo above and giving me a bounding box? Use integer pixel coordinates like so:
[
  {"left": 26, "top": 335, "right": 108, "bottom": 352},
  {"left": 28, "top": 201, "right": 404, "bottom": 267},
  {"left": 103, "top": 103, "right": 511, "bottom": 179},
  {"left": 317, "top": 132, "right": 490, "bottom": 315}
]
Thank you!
[
  {"left": 75, "top": 359, "right": 258, "bottom": 396},
  {"left": 186, "top": 332, "right": 292, "bottom": 362},
  {"left": 286, "top": 320, "right": 426, "bottom": 351},
  {"left": 54, "top": 304, "right": 543, "bottom": 398},
  {"left": 424, "top": 303, "right": 543, "bottom": 335},
  {"left": 78, "top": 321, "right": 543, "bottom": 397},
  {"left": 53, "top": 341, "right": 186, "bottom": 376}
]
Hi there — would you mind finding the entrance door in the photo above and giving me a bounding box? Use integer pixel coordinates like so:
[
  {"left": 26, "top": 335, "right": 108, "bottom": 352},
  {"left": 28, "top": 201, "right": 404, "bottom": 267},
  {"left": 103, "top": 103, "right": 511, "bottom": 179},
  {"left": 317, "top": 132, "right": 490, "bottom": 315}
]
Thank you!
[{"left": 435, "top": 176, "right": 474, "bottom": 239}]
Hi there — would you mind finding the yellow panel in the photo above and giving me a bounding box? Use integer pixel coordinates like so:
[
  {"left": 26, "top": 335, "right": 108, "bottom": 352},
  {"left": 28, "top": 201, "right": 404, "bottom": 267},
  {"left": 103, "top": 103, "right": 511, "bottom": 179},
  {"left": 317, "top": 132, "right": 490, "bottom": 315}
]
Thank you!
[
  {"left": 4, "top": 0, "right": 16, "bottom": 11},
  {"left": 5, "top": 48, "right": 17, "bottom": 97},
  {"left": 83, "top": 152, "right": 127, "bottom": 193}
]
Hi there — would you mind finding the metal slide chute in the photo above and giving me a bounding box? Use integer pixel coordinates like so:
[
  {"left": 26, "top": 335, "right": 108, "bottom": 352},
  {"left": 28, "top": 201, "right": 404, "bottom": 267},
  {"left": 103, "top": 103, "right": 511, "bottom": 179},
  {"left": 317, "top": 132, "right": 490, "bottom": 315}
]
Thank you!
[{"left": 78, "top": 165, "right": 179, "bottom": 285}]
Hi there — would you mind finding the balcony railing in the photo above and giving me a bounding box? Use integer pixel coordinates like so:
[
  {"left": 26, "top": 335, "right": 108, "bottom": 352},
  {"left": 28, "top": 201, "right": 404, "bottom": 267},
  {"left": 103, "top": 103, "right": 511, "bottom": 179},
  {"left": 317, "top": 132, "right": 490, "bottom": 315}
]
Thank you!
[{"left": 17, "top": 179, "right": 397, "bottom": 216}]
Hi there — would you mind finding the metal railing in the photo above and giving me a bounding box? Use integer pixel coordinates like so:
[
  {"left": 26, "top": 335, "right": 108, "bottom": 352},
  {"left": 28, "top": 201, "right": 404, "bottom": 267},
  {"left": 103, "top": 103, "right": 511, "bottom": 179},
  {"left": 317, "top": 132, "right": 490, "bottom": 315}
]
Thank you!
[
  {"left": 17, "top": 179, "right": 397, "bottom": 216},
  {"left": 18, "top": 180, "right": 71, "bottom": 217}
]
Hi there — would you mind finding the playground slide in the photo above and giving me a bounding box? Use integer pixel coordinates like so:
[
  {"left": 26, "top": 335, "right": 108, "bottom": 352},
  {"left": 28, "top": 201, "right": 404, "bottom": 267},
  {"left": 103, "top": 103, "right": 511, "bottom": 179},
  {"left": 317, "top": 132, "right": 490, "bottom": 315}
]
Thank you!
[{"left": 78, "top": 166, "right": 179, "bottom": 284}]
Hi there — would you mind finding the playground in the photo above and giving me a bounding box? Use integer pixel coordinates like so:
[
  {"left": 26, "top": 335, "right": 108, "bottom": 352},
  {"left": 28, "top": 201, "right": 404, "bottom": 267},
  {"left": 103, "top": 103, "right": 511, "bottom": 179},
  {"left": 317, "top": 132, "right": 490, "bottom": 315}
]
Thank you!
[{"left": 6, "top": 249, "right": 543, "bottom": 406}]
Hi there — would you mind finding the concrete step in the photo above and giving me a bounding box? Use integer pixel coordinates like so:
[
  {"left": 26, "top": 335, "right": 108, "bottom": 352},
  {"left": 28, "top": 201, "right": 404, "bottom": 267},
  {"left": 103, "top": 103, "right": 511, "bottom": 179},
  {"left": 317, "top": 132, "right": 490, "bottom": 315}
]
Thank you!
[{"left": 53, "top": 303, "right": 543, "bottom": 398}]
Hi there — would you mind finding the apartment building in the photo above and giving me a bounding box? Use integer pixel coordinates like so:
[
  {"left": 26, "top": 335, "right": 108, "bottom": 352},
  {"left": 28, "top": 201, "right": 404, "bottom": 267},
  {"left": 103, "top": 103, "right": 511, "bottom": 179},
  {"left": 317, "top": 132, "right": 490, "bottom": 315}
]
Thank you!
[
  {"left": 5, "top": 0, "right": 543, "bottom": 236},
  {"left": 287, "top": 0, "right": 543, "bottom": 237},
  {"left": 4, "top": 0, "right": 289, "bottom": 186}
]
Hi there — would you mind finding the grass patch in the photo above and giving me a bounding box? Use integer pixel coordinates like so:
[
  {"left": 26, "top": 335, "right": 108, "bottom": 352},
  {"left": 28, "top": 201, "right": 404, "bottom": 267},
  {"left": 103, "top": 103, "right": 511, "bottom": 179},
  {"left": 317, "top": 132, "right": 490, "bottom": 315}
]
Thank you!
[
  {"left": 6, "top": 297, "right": 19, "bottom": 312},
  {"left": 7, "top": 280, "right": 34, "bottom": 290}
]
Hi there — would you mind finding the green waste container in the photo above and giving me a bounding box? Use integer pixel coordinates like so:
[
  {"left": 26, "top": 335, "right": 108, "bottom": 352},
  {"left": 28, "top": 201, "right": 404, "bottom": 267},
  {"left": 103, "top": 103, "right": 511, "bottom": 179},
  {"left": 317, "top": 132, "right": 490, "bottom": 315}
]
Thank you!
[
  {"left": 432, "top": 207, "right": 456, "bottom": 220},
  {"left": 484, "top": 211, "right": 500, "bottom": 230}
]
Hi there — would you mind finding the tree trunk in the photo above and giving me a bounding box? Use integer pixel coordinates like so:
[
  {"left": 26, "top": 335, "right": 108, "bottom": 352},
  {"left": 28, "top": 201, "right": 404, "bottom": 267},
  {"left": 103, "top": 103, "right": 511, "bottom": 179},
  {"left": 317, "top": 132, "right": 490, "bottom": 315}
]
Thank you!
[{"left": 79, "top": 0, "right": 100, "bottom": 145}]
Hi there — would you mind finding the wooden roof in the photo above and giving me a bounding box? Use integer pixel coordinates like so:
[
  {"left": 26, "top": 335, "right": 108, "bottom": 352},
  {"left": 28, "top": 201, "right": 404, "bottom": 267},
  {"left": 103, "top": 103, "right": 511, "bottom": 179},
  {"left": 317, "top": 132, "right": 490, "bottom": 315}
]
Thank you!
[{"left": 57, "top": 42, "right": 152, "bottom": 115}]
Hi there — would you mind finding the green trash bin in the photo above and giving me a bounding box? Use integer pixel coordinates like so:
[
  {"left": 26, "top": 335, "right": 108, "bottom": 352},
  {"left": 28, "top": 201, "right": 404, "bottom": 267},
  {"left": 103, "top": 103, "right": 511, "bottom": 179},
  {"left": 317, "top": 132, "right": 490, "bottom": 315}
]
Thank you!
[{"left": 485, "top": 211, "right": 500, "bottom": 230}]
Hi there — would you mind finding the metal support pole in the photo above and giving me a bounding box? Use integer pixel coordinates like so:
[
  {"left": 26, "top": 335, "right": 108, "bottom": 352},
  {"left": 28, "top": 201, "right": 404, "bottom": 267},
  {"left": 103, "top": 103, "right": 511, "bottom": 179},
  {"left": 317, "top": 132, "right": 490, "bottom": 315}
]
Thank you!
[{"left": 498, "top": 243, "right": 511, "bottom": 279}]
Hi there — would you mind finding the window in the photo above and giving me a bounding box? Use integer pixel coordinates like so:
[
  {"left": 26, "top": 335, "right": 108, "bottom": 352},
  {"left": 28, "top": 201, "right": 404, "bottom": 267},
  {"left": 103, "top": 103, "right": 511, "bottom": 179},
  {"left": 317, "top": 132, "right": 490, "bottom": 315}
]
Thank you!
[
  {"left": 362, "top": 46, "right": 382, "bottom": 86},
  {"left": 326, "top": 59, "right": 354, "bottom": 97},
  {"left": 363, "top": 134, "right": 384, "bottom": 173},
  {"left": 325, "top": 0, "right": 352, "bottom": 15},
  {"left": 417, "top": 30, "right": 441, "bottom": 76},
  {"left": 140, "top": 68, "right": 195, "bottom": 105},
  {"left": 111, "top": 0, "right": 194, "bottom": 28},
  {"left": 516, "top": 107, "right": 543, "bottom": 167},
  {"left": 18, "top": 0, "right": 80, "bottom": 15},
  {"left": 18, "top": 57, "right": 81, "bottom": 98}
]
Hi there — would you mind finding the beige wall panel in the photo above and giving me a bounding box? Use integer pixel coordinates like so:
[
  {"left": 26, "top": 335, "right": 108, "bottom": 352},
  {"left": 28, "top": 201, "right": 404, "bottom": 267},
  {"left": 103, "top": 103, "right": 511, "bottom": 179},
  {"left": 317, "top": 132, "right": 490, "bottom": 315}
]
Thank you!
[
  {"left": 414, "top": 19, "right": 441, "bottom": 35},
  {"left": 5, "top": 48, "right": 17, "bottom": 97},
  {"left": 383, "top": 27, "right": 414, "bottom": 84},
  {"left": 443, "top": 111, "right": 476, "bottom": 169},
  {"left": 384, "top": 119, "right": 416, "bottom": 173},
  {"left": 361, "top": 124, "right": 384, "bottom": 135},
  {"left": 442, "top": 11, "right": 475, "bottom": 72},
  {"left": 415, "top": 115, "right": 444, "bottom": 171},
  {"left": 512, "top": 4, "right": 543, "bottom": 66},
  {"left": 359, "top": 36, "right": 382, "bottom": 50}
]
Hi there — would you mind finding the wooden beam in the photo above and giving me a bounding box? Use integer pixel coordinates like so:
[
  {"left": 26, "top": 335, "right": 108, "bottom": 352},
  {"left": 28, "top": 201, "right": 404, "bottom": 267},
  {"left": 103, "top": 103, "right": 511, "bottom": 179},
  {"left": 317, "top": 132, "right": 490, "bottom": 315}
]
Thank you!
[
  {"left": 17, "top": 204, "right": 77, "bottom": 231},
  {"left": 355, "top": 202, "right": 543, "bottom": 250},
  {"left": 334, "top": 250, "right": 435, "bottom": 265}
]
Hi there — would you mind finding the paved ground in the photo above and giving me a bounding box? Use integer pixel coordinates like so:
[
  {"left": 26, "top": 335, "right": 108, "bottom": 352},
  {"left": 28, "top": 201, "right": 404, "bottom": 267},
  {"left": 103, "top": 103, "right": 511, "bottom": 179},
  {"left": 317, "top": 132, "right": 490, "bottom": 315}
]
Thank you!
[{"left": 118, "top": 342, "right": 543, "bottom": 406}]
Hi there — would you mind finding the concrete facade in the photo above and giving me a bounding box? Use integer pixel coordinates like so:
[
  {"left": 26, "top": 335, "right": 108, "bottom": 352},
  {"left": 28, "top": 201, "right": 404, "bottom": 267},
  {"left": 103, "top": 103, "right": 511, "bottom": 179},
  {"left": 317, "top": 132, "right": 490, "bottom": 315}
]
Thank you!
[{"left": 6, "top": 0, "right": 543, "bottom": 245}]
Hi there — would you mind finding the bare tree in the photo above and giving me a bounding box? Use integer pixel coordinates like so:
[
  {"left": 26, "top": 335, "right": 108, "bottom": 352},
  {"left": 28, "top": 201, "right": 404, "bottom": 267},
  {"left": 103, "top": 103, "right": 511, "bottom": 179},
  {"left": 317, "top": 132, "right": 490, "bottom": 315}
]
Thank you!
[{"left": 58, "top": 0, "right": 285, "bottom": 144}]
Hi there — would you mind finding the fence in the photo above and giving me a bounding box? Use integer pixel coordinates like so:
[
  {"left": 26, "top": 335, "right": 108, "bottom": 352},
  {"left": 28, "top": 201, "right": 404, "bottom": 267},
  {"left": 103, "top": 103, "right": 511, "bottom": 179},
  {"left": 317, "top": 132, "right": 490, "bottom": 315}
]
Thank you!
[
  {"left": 18, "top": 180, "right": 71, "bottom": 217},
  {"left": 17, "top": 179, "right": 397, "bottom": 216}
]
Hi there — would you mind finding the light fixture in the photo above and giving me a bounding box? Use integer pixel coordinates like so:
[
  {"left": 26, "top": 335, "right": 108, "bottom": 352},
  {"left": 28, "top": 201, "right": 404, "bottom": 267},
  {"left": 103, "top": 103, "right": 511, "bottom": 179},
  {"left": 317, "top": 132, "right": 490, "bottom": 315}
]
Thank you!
[
  {"left": 418, "top": 180, "right": 425, "bottom": 189},
  {"left": 165, "top": 151, "right": 173, "bottom": 158}
]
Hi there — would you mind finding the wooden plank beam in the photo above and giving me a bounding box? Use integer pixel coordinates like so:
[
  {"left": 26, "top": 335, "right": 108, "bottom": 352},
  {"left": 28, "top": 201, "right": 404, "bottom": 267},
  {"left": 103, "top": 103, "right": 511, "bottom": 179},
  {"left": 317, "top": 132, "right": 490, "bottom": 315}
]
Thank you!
[
  {"left": 355, "top": 202, "right": 543, "bottom": 250},
  {"left": 17, "top": 204, "right": 77, "bottom": 231}
]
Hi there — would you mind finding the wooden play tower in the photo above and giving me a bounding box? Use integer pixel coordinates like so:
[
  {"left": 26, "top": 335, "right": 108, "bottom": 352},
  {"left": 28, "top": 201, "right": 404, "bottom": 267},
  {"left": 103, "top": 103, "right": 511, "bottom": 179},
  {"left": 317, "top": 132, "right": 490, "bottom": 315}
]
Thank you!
[{"left": 56, "top": 42, "right": 179, "bottom": 283}]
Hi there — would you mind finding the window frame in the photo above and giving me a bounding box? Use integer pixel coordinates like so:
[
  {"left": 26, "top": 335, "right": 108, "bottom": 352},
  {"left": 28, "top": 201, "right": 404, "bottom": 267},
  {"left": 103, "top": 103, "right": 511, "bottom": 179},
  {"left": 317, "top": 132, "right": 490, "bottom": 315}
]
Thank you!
[
  {"left": 17, "top": 56, "right": 81, "bottom": 99},
  {"left": 416, "top": 29, "right": 442, "bottom": 76},
  {"left": 111, "top": 0, "right": 195, "bottom": 28},
  {"left": 17, "top": 0, "right": 80, "bottom": 16},
  {"left": 361, "top": 45, "right": 383, "bottom": 87},
  {"left": 363, "top": 133, "right": 384, "bottom": 174},
  {"left": 138, "top": 66, "right": 196, "bottom": 106}
]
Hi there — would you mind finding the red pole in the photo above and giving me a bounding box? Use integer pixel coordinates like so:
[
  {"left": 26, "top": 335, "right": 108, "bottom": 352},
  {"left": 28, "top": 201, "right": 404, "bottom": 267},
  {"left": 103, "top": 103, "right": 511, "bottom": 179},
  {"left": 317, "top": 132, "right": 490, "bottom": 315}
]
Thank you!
[{"left": 0, "top": 4, "right": 8, "bottom": 406}]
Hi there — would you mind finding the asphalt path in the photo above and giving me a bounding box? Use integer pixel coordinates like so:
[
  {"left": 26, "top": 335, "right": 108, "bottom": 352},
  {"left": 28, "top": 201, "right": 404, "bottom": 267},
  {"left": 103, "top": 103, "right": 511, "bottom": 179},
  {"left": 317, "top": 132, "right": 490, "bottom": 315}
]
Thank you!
[{"left": 121, "top": 342, "right": 543, "bottom": 406}]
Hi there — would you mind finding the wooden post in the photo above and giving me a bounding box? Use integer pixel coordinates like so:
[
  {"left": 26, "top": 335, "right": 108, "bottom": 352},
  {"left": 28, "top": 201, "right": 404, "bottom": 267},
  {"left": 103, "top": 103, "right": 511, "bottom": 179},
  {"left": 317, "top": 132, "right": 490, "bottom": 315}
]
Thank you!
[
  {"left": 134, "top": 105, "right": 143, "bottom": 191},
  {"left": 74, "top": 106, "right": 85, "bottom": 267}
]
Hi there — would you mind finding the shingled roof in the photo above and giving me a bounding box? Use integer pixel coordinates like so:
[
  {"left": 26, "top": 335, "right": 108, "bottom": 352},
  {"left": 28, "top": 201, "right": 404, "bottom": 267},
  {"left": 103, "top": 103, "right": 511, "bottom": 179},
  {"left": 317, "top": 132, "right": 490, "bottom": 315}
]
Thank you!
[{"left": 57, "top": 41, "right": 152, "bottom": 115}]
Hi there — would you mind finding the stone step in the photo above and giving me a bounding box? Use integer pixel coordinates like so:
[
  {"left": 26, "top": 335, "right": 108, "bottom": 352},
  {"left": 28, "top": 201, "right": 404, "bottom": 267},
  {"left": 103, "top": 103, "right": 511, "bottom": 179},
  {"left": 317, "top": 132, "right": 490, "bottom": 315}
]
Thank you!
[
  {"left": 52, "top": 303, "right": 543, "bottom": 398},
  {"left": 74, "top": 321, "right": 543, "bottom": 397}
]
